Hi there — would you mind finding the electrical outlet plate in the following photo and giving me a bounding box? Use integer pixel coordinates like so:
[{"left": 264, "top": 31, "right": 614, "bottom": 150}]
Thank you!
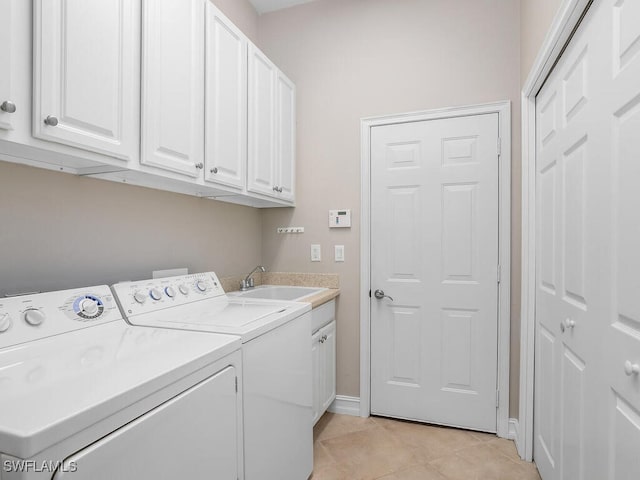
[
  {"left": 335, "top": 245, "right": 345, "bottom": 262},
  {"left": 277, "top": 227, "right": 305, "bottom": 234},
  {"left": 311, "top": 244, "right": 321, "bottom": 262}
]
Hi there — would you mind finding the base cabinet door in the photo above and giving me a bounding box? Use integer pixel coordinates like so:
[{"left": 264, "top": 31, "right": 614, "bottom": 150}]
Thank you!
[
  {"left": 33, "top": 0, "right": 139, "bottom": 160},
  {"left": 141, "top": 0, "right": 204, "bottom": 178},
  {"left": 320, "top": 320, "right": 337, "bottom": 413},
  {"left": 312, "top": 329, "right": 322, "bottom": 425},
  {"left": 312, "top": 319, "right": 337, "bottom": 425}
]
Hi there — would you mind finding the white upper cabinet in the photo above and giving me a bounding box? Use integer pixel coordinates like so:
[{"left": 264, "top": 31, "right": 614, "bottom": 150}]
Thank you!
[
  {"left": 248, "top": 45, "right": 277, "bottom": 197},
  {"left": 276, "top": 72, "right": 296, "bottom": 202},
  {"left": 141, "top": 0, "right": 205, "bottom": 178},
  {"left": 33, "top": 0, "right": 138, "bottom": 160},
  {"left": 205, "top": 3, "right": 247, "bottom": 190},
  {"left": 248, "top": 44, "right": 296, "bottom": 203},
  {"left": 0, "top": 0, "right": 17, "bottom": 131}
]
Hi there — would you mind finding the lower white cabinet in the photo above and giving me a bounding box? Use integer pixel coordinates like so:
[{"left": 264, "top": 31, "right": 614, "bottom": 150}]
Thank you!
[{"left": 312, "top": 301, "right": 336, "bottom": 425}]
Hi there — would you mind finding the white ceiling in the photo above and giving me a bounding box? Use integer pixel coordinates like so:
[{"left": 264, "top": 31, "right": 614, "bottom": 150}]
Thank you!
[{"left": 249, "top": 0, "right": 318, "bottom": 15}]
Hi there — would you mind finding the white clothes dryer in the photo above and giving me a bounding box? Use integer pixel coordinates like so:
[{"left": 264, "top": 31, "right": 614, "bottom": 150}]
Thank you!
[{"left": 0, "top": 285, "right": 243, "bottom": 480}]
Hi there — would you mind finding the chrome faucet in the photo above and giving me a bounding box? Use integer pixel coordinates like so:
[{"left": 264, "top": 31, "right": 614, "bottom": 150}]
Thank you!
[{"left": 240, "top": 265, "right": 266, "bottom": 291}]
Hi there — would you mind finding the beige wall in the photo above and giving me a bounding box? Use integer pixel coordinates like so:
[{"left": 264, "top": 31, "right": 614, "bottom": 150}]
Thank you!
[
  {"left": 0, "top": 0, "right": 262, "bottom": 295},
  {"left": 258, "top": 0, "right": 522, "bottom": 414},
  {"left": 521, "top": 0, "right": 565, "bottom": 83}
]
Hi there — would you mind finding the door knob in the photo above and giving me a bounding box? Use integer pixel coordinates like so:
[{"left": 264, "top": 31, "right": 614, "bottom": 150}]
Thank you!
[
  {"left": 1, "top": 101, "right": 16, "bottom": 113},
  {"left": 624, "top": 361, "right": 640, "bottom": 376},
  {"left": 560, "top": 318, "right": 575, "bottom": 333},
  {"left": 374, "top": 289, "right": 394, "bottom": 301},
  {"left": 44, "top": 115, "right": 58, "bottom": 126}
]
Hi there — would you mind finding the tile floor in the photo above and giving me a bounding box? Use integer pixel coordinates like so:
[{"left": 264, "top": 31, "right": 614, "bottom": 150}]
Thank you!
[{"left": 311, "top": 413, "right": 541, "bottom": 480}]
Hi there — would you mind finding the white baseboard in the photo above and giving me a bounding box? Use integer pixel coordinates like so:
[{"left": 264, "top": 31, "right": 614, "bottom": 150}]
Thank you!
[
  {"left": 508, "top": 418, "right": 524, "bottom": 458},
  {"left": 328, "top": 395, "right": 360, "bottom": 416}
]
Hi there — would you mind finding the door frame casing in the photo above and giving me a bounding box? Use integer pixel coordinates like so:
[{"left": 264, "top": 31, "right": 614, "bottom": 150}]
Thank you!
[
  {"left": 360, "top": 101, "right": 512, "bottom": 438},
  {"left": 518, "top": 0, "right": 592, "bottom": 461}
]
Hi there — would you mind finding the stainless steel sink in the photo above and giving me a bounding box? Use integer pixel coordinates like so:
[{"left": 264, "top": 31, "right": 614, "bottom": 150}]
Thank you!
[{"left": 231, "top": 285, "right": 327, "bottom": 301}]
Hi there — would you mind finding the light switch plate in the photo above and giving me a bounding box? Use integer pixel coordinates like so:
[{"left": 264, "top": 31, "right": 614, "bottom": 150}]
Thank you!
[
  {"left": 335, "top": 245, "right": 345, "bottom": 262},
  {"left": 311, "top": 244, "right": 321, "bottom": 262}
]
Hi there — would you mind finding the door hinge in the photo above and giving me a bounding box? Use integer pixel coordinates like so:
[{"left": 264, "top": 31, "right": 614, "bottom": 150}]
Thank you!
[
  {"left": 369, "top": 289, "right": 371, "bottom": 298},
  {"left": 235, "top": 376, "right": 238, "bottom": 393},
  {"left": 497, "top": 138, "right": 502, "bottom": 156},
  {"left": 497, "top": 265, "right": 501, "bottom": 284},
  {"left": 496, "top": 389, "right": 500, "bottom": 408}
]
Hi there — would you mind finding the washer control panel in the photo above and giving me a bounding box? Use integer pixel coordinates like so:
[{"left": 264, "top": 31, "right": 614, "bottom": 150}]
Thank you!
[
  {"left": 0, "top": 286, "right": 119, "bottom": 350},
  {"left": 112, "top": 272, "right": 226, "bottom": 318}
]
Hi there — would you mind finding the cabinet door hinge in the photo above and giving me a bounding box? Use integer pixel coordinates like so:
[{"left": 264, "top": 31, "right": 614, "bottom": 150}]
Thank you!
[
  {"left": 496, "top": 389, "right": 500, "bottom": 408},
  {"left": 497, "top": 138, "right": 502, "bottom": 156},
  {"left": 497, "top": 265, "right": 501, "bottom": 284},
  {"left": 235, "top": 376, "right": 238, "bottom": 393}
]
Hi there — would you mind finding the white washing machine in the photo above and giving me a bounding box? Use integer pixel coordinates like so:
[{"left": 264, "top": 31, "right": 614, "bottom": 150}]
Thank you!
[
  {"left": 111, "top": 272, "right": 313, "bottom": 480},
  {"left": 0, "top": 285, "right": 243, "bottom": 480}
]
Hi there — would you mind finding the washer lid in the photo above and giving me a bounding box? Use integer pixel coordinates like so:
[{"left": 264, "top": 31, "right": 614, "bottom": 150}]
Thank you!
[
  {"left": 127, "top": 298, "right": 311, "bottom": 342},
  {"left": 0, "top": 322, "right": 240, "bottom": 459}
]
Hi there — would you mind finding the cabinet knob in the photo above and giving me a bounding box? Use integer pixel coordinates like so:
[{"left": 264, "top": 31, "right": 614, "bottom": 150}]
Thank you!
[
  {"left": 195, "top": 162, "right": 204, "bottom": 169},
  {"left": 272, "top": 186, "right": 283, "bottom": 193},
  {"left": 273, "top": 185, "right": 279, "bottom": 192},
  {"left": 210, "top": 167, "right": 218, "bottom": 174},
  {"left": 44, "top": 115, "right": 59, "bottom": 126},
  {"left": 624, "top": 361, "right": 640, "bottom": 376},
  {"left": 0, "top": 101, "right": 16, "bottom": 113}
]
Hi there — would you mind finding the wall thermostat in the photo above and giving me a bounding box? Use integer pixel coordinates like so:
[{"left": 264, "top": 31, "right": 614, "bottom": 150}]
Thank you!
[{"left": 329, "top": 209, "right": 351, "bottom": 228}]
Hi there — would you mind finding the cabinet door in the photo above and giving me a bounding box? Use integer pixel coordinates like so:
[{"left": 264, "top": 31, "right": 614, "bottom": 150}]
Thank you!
[
  {"left": 205, "top": 3, "right": 247, "bottom": 190},
  {"left": 33, "top": 0, "right": 138, "bottom": 160},
  {"left": 141, "top": 0, "right": 204, "bottom": 177},
  {"left": 312, "top": 330, "right": 322, "bottom": 425},
  {"left": 0, "top": 0, "right": 16, "bottom": 131},
  {"left": 247, "top": 45, "right": 277, "bottom": 197},
  {"left": 320, "top": 320, "right": 337, "bottom": 413},
  {"left": 276, "top": 71, "right": 296, "bottom": 202}
]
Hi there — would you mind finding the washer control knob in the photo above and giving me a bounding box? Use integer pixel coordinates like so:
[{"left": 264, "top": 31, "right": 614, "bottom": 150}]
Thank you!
[
  {"left": 150, "top": 288, "right": 163, "bottom": 301},
  {"left": 196, "top": 280, "right": 207, "bottom": 292},
  {"left": 79, "top": 298, "right": 99, "bottom": 317},
  {"left": 624, "top": 361, "right": 640, "bottom": 376},
  {"left": 133, "top": 291, "right": 147, "bottom": 304},
  {"left": 24, "top": 308, "right": 46, "bottom": 326},
  {"left": 0, "top": 313, "right": 12, "bottom": 333},
  {"left": 165, "top": 286, "right": 176, "bottom": 298},
  {"left": 178, "top": 284, "right": 189, "bottom": 295}
]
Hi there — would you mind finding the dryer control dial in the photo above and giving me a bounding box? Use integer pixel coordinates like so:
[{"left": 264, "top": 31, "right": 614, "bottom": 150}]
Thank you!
[
  {"left": 79, "top": 298, "right": 99, "bottom": 317},
  {"left": 165, "top": 286, "right": 176, "bottom": 298},
  {"left": 0, "top": 313, "right": 12, "bottom": 332},
  {"left": 24, "top": 308, "right": 46, "bottom": 326},
  {"left": 196, "top": 280, "right": 207, "bottom": 292},
  {"left": 178, "top": 284, "right": 189, "bottom": 295}
]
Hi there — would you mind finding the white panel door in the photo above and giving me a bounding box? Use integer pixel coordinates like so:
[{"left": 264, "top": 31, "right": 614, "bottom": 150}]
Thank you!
[
  {"left": 606, "top": 0, "right": 640, "bottom": 478},
  {"left": 141, "top": 0, "right": 204, "bottom": 178},
  {"left": 275, "top": 71, "right": 296, "bottom": 202},
  {"left": 247, "top": 45, "right": 277, "bottom": 197},
  {"left": 534, "top": 1, "right": 640, "bottom": 479},
  {"left": 0, "top": 0, "right": 16, "bottom": 131},
  {"left": 205, "top": 3, "right": 247, "bottom": 190},
  {"left": 370, "top": 114, "right": 500, "bottom": 432},
  {"left": 33, "top": 0, "right": 138, "bottom": 159}
]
